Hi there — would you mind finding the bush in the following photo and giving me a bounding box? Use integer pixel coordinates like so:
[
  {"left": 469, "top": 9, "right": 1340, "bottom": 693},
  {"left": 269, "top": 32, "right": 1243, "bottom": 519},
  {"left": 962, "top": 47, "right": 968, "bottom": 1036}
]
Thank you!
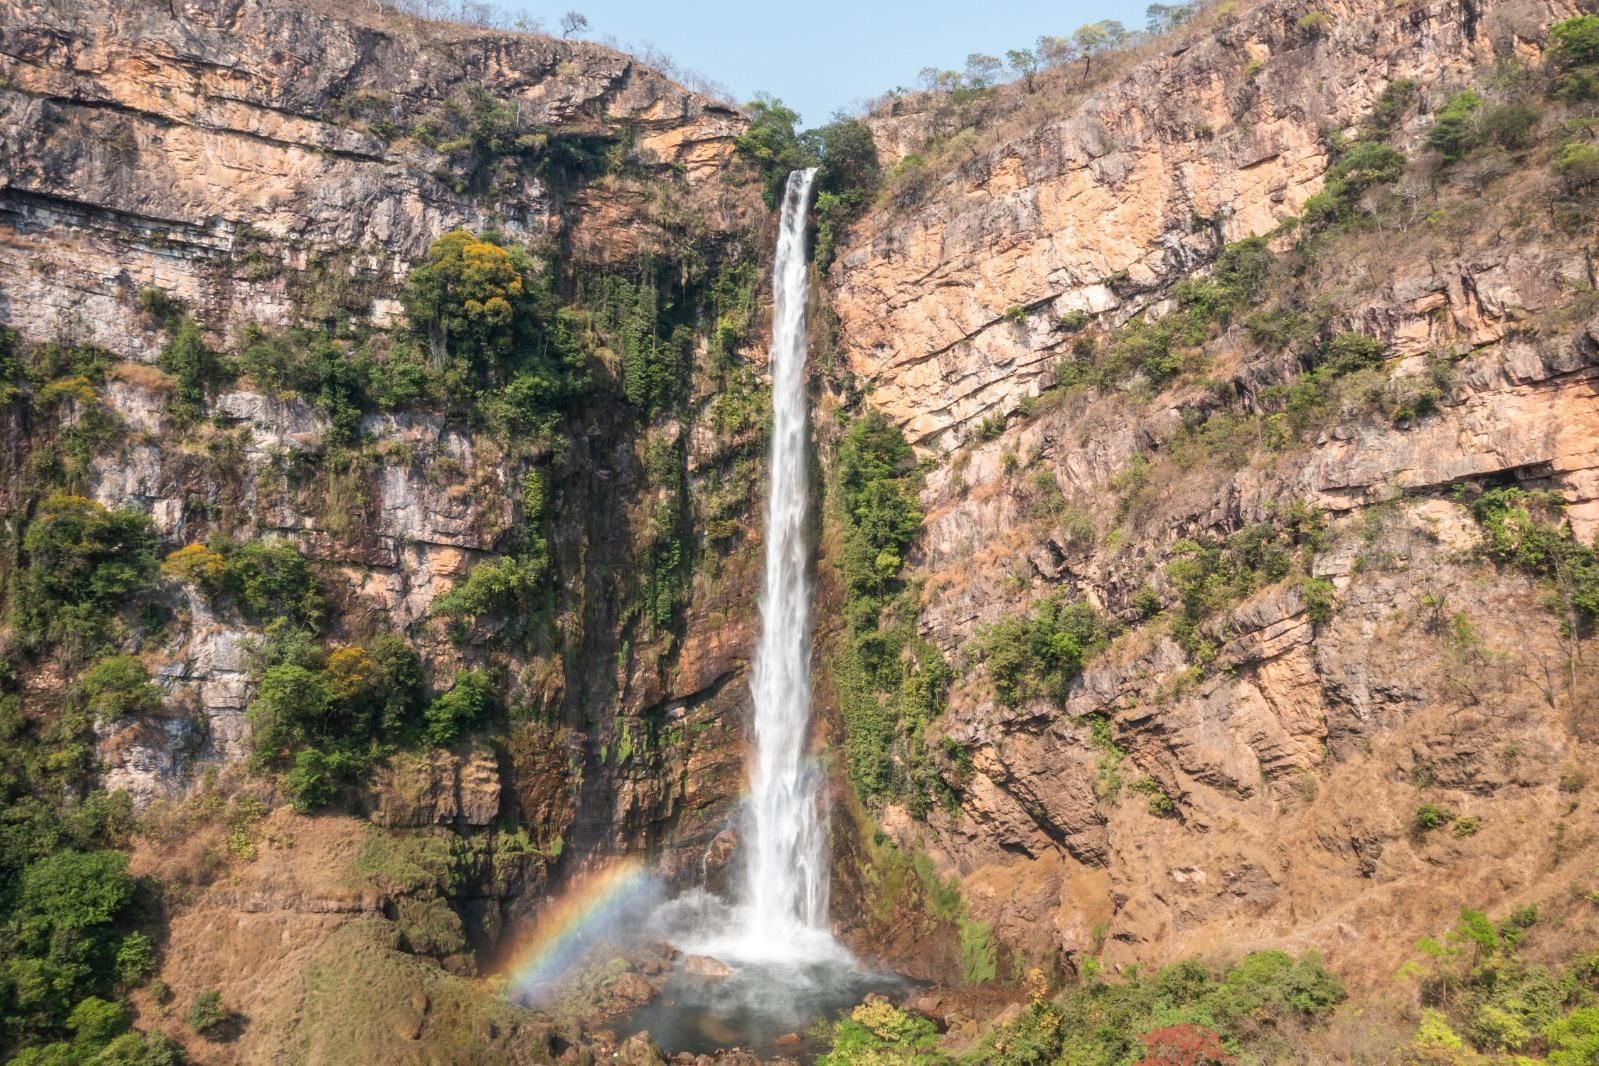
[
  {"left": 13, "top": 496, "right": 159, "bottom": 654},
  {"left": 733, "top": 94, "right": 811, "bottom": 207},
  {"left": 1477, "top": 102, "right": 1540, "bottom": 150},
  {"left": 1425, "top": 89, "right": 1483, "bottom": 162},
  {"left": 1301, "top": 140, "right": 1406, "bottom": 225},
  {"left": 980, "top": 596, "right": 1112, "bottom": 706},
  {"left": 114, "top": 932, "right": 156, "bottom": 985},
  {"left": 186, "top": 989, "right": 225, "bottom": 1033},
  {"left": 156, "top": 316, "right": 224, "bottom": 422},
  {"left": 1415, "top": 802, "right": 1455, "bottom": 831},
  {"left": 1136, "top": 1023, "right": 1234, "bottom": 1065},
  {"left": 78, "top": 656, "right": 163, "bottom": 724},
  {"left": 1550, "top": 16, "right": 1599, "bottom": 100},
  {"left": 247, "top": 664, "right": 332, "bottom": 765},
  {"left": 66, "top": 996, "right": 130, "bottom": 1047},
  {"left": 164, "top": 536, "right": 323, "bottom": 630},
  {"left": 1165, "top": 506, "right": 1327, "bottom": 658},
  {"left": 1556, "top": 141, "right": 1599, "bottom": 189},
  {"left": 432, "top": 556, "right": 543, "bottom": 627},
  {"left": 424, "top": 669, "right": 495, "bottom": 746},
  {"left": 1469, "top": 487, "right": 1599, "bottom": 632},
  {"left": 817, "top": 1002, "right": 939, "bottom": 1065},
  {"left": 975, "top": 950, "right": 1343, "bottom": 1065},
  {"left": 1300, "top": 577, "right": 1337, "bottom": 623}
]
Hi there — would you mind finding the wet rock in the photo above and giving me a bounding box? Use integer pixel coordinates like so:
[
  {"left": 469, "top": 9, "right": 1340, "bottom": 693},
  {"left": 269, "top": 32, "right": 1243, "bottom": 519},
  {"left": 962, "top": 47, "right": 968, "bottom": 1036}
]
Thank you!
[
  {"left": 616, "top": 1031, "right": 665, "bottom": 1065},
  {"left": 610, "top": 971, "right": 657, "bottom": 1010},
  {"left": 682, "top": 954, "right": 736, "bottom": 978}
]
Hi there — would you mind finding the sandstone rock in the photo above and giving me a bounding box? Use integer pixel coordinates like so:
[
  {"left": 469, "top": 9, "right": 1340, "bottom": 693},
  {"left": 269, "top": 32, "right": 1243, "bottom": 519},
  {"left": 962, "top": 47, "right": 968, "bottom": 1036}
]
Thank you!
[{"left": 368, "top": 748, "right": 503, "bottom": 827}]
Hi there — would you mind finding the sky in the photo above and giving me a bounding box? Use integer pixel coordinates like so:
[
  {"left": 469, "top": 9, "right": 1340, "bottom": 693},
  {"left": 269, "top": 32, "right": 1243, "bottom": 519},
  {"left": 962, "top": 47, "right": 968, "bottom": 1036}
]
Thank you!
[{"left": 517, "top": 1, "right": 1136, "bottom": 126}]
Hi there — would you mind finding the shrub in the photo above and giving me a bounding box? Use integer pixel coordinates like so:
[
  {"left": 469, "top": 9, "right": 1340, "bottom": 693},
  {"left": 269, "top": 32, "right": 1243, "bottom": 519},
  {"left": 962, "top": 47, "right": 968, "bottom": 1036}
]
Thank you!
[
  {"left": 423, "top": 669, "right": 495, "bottom": 746},
  {"left": 402, "top": 230, "right": 582, "bottom": 409},
  {"left": 1301, "top": 140, "right": 1406, "bottom": 225},
  {"left": 1368, "top": 78, "right": 1417, "bottom": 130},
  {"left": 283, "top": 748, "right": 340, "bottom": 813},
  {"left": 733, "top": 94, "right": 811, "bottom": 207},
  {"left": 1296, "top": 10, "right": 1331, "bottom": 34},
  {"left": 160, "top": 543, "right": 226, "bottom": 588},
  {"left": 66, "top": 996, "right": 130, "bottom": 1047},
  {"left": 1425, "top": 89, "right": 1483, "bottom": 162},
  {"left": 1415, "top": 802, "right": 1455, "bottom": 831},
  {"left": 186, "top": 989, "right": 225, "bottom": 1033},
  {"left": 1469, "top": 487, "right": 1599, "bottom": 632},
  {"left": 817, "top": 1002, "right": 939, "bottom": 1065},
  {"left": 1548, "top": 1006, "right": 1599, "bottom": 1065},
  {"left": 78, "top": 656, "right": 163, "bottom": 724},
  {"left": 114, "top": 932, "right": 156, "bottom": 985},
  {"left": 1300, "top": 577, "right": 1336, "bottom": 623},
  {"left": 1136, "top": 1023, "right": 1234, "bottom": 1065},
  {"left": 157, "top": 316, "right": 224, "bottom": 421},
  {"left": 165, "top": 536, "right": 323, "bottom": 630},
  {"left": 1550, "top": 16, "right": 1599, "bottom": 100},
  {"left": 432, "top": 555, "right": 543, "bottom": 625},
  {"left": 959, "top": 916, "right": 999, "bottom": 984},
  {"left": 1477, "top": 102, "right": 1540, "bottom": 150},
  {"left": 1556, "top": 141, "right": 1599, "bottom": 189},
  {"left": 13, "top": 495, "right": 159, "bottom": 653},
  {"left": 1320, "top": 331, "right": 1387, "bottom": 374},
  {"left": 980, "top": 596, "right": 1111, "bottom": 706},
  {"left": 247, "top": 664, "right": 332, "bottom": 765}
]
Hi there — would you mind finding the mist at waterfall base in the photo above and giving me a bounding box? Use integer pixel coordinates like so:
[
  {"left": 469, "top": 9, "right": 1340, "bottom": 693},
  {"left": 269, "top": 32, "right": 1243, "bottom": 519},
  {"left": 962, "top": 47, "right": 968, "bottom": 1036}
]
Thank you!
[{"left": 510, "top": 170, "right": 903, "bottom": 1056}]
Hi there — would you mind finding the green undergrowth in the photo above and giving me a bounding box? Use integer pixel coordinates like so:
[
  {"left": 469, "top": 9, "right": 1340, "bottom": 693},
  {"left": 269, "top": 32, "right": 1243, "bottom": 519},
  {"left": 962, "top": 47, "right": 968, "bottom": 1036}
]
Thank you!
[
  {"left": 830, "top": 411, "right": 955, "bottom": 815},
  {"left": 816, "top": 949, "right": 1344, "bottom": 1064},
  {"left": 977, "top": 594, "right": 1114, "bottom": 707},
  {"left": 1395, "top": 905, "right": 1599, "bottom": 1063}
]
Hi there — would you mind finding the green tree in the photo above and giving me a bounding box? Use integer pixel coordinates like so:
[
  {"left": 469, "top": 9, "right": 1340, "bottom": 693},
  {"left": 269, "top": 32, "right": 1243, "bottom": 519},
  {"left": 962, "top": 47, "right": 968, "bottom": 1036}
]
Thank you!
[
  {"left": 1550, "top": 15, "right": 1599, "bottom": 99},
  {"left": 734, "top": 95, "right": 812, "bottom": 207},
  {"left": 1006, "top": 48, "right": 1041, "bottom": 91},
  {"left": 402, "top": 230, "right": 533, "bottom": 374},
  {"left": 423, "top": 670, "right": 495, "bottom": 746},
  {"left": 1425, "top": 89, "right": 1483, "bottom": 162},
  {"left": 186, "top": 990, "right": 224, "bottom": 1034},
  {"left": 247, "top": 664, "right": 332, "bottom": 765},
  {"left": 66, "top": 997, "right": 130, "bottom": 1049},
  {"left": 78, "top": 657, "right": 163, "bottom": 725},
  {"left": 13, "top": 496, "right": 159, "bottom": 654}
]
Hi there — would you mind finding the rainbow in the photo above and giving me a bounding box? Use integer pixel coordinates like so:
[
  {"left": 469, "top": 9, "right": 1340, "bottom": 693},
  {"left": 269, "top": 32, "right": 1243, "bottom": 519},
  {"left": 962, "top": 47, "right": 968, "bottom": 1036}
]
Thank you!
[{"left": 500, "top": 858, "right": 660, "bottom": 1000}]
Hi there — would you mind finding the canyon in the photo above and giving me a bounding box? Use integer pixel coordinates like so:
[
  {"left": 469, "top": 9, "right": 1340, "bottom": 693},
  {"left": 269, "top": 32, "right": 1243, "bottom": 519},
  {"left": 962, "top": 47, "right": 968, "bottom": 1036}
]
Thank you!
[{"left": 2, "top": 0, "right": 1598, "bottom": 1061}]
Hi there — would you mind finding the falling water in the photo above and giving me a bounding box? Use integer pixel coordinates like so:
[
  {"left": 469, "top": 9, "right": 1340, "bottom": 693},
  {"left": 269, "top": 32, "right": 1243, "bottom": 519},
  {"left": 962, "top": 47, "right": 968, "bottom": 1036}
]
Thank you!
[
  {"left": 735, "top": 166, "right": 834, "bottom": 960},
  {"left": 616, "top": 167, "right": 903, "bottom": 1055}
]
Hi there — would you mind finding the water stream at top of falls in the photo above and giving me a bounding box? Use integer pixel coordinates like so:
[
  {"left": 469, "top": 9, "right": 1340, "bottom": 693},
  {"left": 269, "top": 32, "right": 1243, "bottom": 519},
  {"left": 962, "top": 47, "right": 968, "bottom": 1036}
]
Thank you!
[{"left": 733, "top": 166, "right": 836, "bottom": 962}]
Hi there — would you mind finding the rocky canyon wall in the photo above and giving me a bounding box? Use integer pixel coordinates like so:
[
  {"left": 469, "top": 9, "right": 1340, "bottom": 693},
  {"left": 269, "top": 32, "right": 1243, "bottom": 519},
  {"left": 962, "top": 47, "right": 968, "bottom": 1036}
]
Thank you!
[{"left": 824, "top": 0, "right": 1599, "bottom": 995}]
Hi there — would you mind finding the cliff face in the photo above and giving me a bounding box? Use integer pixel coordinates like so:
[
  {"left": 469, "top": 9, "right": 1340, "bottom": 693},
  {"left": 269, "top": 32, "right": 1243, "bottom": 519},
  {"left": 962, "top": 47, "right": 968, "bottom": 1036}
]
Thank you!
[
  {"left": 7, "top": 0, "right": 1599, "bottom": 1059},
  {"left": 825, "top": 0, "right": 1599, "bottom": 996},
  {"left": 1, "top": 1, "right": 770, "bottom": 1059},
  {"left": 832, "top": 0, "right": 1579, "bottom": 450},
  {"left": 0, "top": 0, "right": 749, "bottom": 358}
]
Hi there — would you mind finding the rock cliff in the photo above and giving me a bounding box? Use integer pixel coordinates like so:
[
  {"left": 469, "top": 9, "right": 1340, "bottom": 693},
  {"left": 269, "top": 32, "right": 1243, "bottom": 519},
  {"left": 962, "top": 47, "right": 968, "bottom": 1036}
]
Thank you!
[{"left": 823, "top": 0, "right": 1599, "bottom": 1003}]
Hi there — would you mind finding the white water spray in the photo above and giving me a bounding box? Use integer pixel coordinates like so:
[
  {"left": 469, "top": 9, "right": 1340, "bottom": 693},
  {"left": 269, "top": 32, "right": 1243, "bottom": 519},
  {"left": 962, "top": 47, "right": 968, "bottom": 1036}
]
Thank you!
[{"left": 735, "top": 167, "right": 838, "bottom": 961}]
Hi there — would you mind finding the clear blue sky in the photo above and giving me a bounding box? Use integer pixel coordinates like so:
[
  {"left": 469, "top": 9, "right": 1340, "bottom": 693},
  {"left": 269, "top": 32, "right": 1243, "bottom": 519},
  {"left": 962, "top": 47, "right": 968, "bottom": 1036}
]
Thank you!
[{"left": 522, "top": 1, "right": 1137, "bottom": 126}]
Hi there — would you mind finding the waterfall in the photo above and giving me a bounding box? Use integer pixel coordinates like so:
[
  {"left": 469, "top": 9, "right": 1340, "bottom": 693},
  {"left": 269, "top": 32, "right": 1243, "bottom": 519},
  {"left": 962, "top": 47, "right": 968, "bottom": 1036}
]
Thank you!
[{"left": 734, "top": 167, "right": 836, "bottom": 961}]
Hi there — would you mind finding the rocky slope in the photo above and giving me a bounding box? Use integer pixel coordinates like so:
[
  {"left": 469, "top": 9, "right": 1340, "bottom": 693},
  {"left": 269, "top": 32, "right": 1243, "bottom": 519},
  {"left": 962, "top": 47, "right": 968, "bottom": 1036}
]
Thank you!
[{"left": 824, "top": 0, "right": 1599, "bottom": 1007}]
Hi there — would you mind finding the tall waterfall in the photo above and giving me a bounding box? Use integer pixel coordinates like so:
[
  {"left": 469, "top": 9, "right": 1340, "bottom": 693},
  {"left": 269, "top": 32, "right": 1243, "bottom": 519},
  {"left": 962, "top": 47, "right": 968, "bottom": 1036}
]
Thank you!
[{"left": 735, "top": 167, "right": 835, "bottom": 960}]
